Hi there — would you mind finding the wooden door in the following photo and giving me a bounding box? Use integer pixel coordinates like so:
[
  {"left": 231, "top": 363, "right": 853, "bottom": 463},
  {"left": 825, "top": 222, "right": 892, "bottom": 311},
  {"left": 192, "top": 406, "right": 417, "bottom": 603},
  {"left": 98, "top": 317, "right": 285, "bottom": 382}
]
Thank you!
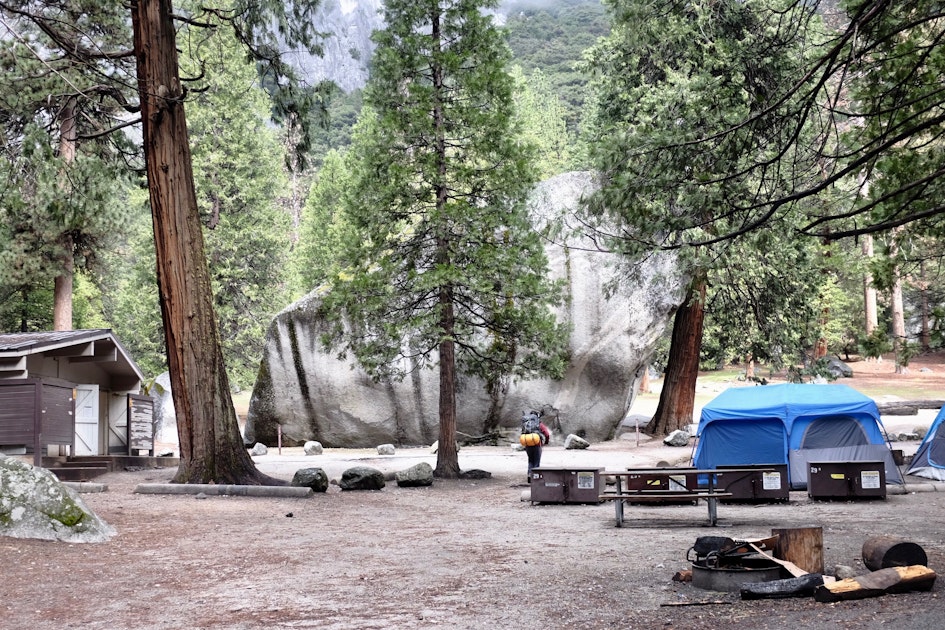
[{"left": 74, "top": 384, "right": 100, "bottom": 456}]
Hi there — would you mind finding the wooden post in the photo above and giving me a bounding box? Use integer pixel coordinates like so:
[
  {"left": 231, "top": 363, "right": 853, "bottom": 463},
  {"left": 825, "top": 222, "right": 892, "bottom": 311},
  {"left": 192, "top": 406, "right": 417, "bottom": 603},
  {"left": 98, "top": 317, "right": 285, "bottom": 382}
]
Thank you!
[
  {"left": 862, "top": 536, "right": 928, "bottom": 571},
  {"left": 771, "top": 526, "right": 824, "bottom": 574}
]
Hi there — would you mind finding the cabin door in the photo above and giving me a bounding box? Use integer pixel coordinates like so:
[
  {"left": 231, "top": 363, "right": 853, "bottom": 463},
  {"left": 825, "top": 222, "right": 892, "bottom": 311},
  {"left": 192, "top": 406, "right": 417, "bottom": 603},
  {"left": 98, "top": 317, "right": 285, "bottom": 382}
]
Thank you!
[{"left": 74, "top": 384, "right": 100, "bottom": 456}]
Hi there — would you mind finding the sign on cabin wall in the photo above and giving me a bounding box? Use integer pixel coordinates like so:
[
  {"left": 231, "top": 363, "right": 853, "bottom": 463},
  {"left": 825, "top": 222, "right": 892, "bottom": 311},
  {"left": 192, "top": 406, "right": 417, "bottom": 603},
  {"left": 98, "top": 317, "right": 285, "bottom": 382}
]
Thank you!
[{"left": 128, "top": 394, "right": 154, "bottom": 455}]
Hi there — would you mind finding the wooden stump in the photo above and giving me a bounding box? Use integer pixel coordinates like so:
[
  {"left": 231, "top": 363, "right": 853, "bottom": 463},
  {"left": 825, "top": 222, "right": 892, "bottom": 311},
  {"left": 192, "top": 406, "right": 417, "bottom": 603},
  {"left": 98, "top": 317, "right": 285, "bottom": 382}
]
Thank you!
[
  {"left": 771, "top": 526, "right": 824, "bottom": 575},
  {"left": 862, "top": 536, "right": 928, "bottom": 571}
]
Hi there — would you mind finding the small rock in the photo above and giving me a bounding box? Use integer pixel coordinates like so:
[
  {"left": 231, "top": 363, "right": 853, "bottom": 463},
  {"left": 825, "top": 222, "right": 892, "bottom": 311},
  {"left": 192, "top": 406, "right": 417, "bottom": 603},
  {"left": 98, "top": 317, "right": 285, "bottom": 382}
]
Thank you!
[
  {"left": 377, "top": 443, "right": 396, "bottom": 456},
  {"left": 833, "top": 565, "right": 858, "bottom": 580},
  {"left": 564, "top": 434, "right": 591, "bottom": 450},
  {"left": 250, "top": 443, "right": 268, "bottom": 456},
  {"left": 663, "top": 430, "right": 691, "bottom": 447},
  {"left": 303, "top": 441, "right": 323, "bottom": 456}
]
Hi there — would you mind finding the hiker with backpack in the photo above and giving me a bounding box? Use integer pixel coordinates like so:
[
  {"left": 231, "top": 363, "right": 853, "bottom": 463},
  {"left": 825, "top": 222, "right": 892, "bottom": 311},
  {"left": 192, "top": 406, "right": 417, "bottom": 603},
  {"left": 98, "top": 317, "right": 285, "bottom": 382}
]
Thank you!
[{"left": 520, "top": 410, "right": 551, "bottom": 483}]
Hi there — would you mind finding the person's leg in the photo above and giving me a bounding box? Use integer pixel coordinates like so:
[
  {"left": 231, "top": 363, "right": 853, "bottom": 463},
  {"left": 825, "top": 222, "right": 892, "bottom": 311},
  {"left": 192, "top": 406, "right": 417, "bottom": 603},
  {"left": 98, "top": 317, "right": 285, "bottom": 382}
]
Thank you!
[{"left": 526, "top": 445, "right": 541, "bottom": 480}]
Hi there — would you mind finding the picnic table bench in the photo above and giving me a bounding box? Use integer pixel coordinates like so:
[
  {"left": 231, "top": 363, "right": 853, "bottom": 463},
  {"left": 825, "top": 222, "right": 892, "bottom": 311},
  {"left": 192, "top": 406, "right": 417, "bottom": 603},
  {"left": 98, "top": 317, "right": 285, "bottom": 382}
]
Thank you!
[{"left": 598, "top": 467, "right": 774, "bottom": 527}]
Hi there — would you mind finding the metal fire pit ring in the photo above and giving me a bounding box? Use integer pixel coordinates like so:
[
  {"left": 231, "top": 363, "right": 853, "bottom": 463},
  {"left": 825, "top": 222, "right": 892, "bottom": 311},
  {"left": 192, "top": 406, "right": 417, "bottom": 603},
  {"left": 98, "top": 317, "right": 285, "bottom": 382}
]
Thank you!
[{"left": 691, "top": 556, "right": 785, "bottom": 592}]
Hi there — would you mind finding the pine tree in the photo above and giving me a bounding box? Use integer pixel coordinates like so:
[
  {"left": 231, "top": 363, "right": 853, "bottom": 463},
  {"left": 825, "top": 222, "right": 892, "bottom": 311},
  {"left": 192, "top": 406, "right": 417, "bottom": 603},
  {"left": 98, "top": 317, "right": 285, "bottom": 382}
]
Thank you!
[
  {"left": 584, "top": 0, "right": 827, "bottom": 434},
  {"left": 323, "top": 0, "right": 568, "bottom": 477}
]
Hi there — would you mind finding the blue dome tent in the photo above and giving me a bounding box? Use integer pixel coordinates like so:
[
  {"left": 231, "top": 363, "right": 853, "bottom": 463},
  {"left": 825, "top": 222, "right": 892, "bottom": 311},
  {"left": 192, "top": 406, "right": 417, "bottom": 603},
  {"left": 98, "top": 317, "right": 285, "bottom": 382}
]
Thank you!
[
  {"left": 906, "top": 406, "right": 945, "bottom": 481},
  {"left": 693, "top": 383, "right": 904, "bottom": 489}
]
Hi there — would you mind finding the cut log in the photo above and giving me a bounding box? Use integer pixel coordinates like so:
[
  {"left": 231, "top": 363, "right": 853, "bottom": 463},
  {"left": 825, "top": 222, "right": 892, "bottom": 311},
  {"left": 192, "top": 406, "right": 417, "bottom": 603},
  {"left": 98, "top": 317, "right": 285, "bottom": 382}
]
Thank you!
[
  {"left": 862, "top": 536, "right": 928, "bottom": 571},
  {"left": 814, "top": 565, "right": 937, "bottom": 603},
  {"left": 876, "top": 399, "right": 945, "bottom": 414},
  {"left": 875, "top": 405, "right": 918, "bottom": 416},
  {"left": 748, "top": 543, "right": 808, "bottom": 578},
  {"left": 740, "top": 573, "right": 825, "bottom": 600},
  {"left": 771, "top": 527, "right": 824, "bottom": 574}
]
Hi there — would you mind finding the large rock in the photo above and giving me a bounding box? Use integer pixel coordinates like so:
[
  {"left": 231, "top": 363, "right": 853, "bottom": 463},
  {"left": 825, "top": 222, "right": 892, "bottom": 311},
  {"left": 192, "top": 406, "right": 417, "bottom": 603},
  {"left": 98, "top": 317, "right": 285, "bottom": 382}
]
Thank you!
[
  {"left": 291, "top": 467, "right": 329, "bottom": 493},
  {"left": 245, "top": 172, "right": 687, "bottom": 446},
  {"left": 395, "top": 462, "right": 435, "bottom": 488},
  {"left": 338, "top": 466, "right": 386, "bottom": 491},
  {"left": 0, "top": 455, "right": 115, "bottom": 542}
]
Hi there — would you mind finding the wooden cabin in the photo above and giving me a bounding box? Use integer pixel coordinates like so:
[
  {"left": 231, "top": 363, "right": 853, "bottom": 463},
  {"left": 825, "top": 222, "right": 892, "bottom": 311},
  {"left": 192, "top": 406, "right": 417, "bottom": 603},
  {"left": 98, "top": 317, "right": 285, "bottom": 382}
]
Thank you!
[{"left": 0, "top": 330, "right": 154, "bottom": 466}]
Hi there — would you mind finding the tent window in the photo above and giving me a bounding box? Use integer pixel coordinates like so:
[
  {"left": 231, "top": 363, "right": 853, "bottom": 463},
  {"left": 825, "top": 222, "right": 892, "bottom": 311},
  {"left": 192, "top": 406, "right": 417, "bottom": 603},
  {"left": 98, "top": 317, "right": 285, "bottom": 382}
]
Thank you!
[
  {"left": 799, "top": 415, "right": 870, "bottom": 449},
  {"left": 927, "top": 430, "right": 945, "bottom": 467}
]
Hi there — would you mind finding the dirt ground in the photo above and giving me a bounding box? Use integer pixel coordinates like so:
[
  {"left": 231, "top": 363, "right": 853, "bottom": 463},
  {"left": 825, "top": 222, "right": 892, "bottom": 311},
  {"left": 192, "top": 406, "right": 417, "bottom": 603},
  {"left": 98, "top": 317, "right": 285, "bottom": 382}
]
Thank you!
[{"left": 4, "top": 353, "right": 945, "bottom": 630}]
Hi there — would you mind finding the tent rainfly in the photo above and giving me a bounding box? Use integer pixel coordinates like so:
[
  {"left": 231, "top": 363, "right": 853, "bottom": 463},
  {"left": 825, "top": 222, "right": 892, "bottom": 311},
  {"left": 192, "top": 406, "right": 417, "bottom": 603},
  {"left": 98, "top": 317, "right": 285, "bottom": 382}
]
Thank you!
[
  {"left": 692, "top": 383, "right": 904, "bottom": 489},
  {"left": 906, "top": 406, "right": 945, "bottom": 481}
]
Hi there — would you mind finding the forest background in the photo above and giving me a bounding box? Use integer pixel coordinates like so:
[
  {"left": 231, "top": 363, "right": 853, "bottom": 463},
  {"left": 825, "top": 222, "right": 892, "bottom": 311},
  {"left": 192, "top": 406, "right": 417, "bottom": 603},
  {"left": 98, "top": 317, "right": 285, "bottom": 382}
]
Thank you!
[{"left": 1, "top": 0, "right": 939, "bottom": 412}]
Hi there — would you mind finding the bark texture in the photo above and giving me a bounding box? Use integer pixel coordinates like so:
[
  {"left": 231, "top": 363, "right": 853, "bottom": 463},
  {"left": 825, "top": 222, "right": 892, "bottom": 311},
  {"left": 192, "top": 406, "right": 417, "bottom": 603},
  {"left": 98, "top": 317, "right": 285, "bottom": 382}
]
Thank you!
[
  {"left": 131, "top": 0, "right": 280, "bottom": 484},
  {"left": 645, "top": 275, "right": 706, "bottom": 437}
]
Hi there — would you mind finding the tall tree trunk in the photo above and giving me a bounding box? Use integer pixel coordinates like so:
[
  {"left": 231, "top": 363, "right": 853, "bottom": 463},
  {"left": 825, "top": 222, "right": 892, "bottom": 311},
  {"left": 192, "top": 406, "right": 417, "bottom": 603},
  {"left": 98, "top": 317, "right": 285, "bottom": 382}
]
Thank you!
[
  {"left": 436, "top": 293, "right": 460, "bottom": 478},
  {"left": 430, "top": 5, "right": 459, "bottom": 478},
  {"left": 53, "top": 240, "right": 74, "bottom": 331},
  {"left": 53, "top": 98, "right": 77, "bottom": 331},
  {"left": 862, "top": 235, "right": 878, "bottom": 336},
  {"left": 891, "top": 271, "right": 907, "bottom": 373},
  {"left": 645, "top": 274, "right": 706, "bottom": 437},
  {"left": 919, "top": 261, "right": 930, "bottom": 351},
  {"left": 889, "top": 231, "right": 907, "bottom": 373},
  {"left": 131, "top": 0, "right": 279, "bottom": 485}
]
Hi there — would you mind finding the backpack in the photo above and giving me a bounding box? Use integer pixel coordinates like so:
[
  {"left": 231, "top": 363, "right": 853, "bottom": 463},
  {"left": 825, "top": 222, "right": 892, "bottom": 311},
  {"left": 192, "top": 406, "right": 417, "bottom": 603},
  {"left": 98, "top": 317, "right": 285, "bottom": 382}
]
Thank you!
[{"left": 521, "top": 412, "right": 542, "bottom": 437}]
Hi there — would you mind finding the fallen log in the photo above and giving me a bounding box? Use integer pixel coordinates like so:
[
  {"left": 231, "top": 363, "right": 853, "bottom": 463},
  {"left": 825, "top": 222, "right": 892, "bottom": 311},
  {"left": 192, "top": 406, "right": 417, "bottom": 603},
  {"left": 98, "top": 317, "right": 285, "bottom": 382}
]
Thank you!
[
  {"left": 876, "top": 399, "right": 945, "bottom": 414},
  {"left": 660, "top": 600, "right": 731, "bottom": 607},
  {"left": 740, "top": 573, "right": 825, "bottom": 600},
  {"left": 814, "top": 565, "right": 936, "bottom": 603}
]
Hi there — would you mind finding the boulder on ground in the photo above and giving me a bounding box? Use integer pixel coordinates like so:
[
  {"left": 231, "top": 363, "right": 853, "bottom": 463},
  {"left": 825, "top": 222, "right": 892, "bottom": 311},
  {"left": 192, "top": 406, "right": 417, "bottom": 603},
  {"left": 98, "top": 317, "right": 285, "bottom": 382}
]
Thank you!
[
  {"left": 244, "top": 172, "right": 687, "bottom": 448},
  {"left": 395, "top": 462, "right": 434, "bottom": 487},
  {"left": 291, "top": 467, "right": 329, "bottom": 493},
  {"left": 663, "top": 430, "right": 691, "bottom": 447},
  {"left": 250, "top": 443, "right": 267, "bottom": 456},
  {"left": 564, "top": 434, "right": 590, "bottom": 450},
  {"left": 339, "top": 466, "right": 386, "bottom": 491},
  {"left": 303, "top": 441, "right": 323, "bottom": 455},
  {"left": 377, "top": 444, "right": 395, "bottom": 456},
  {"left": 0, "top": 455, "right": 115, "bottom": 542}
]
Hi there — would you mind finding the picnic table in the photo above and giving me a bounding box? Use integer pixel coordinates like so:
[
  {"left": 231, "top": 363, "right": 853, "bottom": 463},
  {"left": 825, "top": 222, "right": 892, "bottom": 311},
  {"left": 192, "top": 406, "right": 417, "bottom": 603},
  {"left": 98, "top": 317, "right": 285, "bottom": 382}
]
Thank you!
[{"left": 598, "top": 467, "right": 776, "bottom": 527}]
